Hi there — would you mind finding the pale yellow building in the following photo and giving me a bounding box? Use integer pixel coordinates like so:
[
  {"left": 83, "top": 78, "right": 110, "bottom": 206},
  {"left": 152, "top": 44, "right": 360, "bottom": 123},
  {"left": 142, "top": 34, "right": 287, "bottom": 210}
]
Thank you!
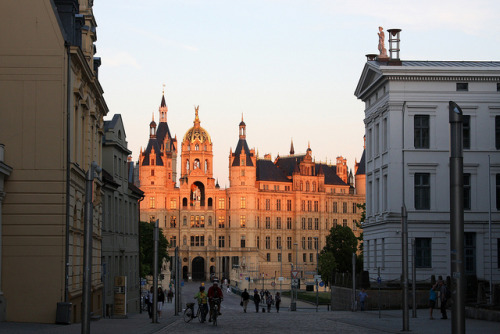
[
  {"left": 138, "top": 93, "right": 365, "bottom": 286},
  {"left": 0, "top": 1, "right": 107, "bottom": 323}
]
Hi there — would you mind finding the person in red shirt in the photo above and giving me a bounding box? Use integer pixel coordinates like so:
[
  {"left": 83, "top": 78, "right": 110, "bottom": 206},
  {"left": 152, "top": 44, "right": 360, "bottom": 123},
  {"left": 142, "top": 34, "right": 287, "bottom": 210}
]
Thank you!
[{"left": 207, "top": 280, "right": 223, "bottom": 321}]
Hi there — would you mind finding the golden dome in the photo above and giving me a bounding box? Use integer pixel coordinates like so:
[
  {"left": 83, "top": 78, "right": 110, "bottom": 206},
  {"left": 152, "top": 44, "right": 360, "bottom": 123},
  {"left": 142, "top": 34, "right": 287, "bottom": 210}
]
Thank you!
[{"left": 182, "top": 105, "right": 212, "bottom": 144}]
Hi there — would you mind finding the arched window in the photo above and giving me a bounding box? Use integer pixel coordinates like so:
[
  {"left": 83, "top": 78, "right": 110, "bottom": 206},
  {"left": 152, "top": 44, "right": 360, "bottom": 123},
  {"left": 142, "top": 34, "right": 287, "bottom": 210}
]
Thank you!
[
  {"left": 194, "top": 159, "right": 200, "bottom": 169},
  {"left": 300, "top": 181, "right": 303, "bottom": 191},
  {"left": 205, "top": 160, "right": 208, "bottom": 172},
  {"left": 312, "top": 182, "right": 316, "bottom": 192},
  {"left": 186, "top": 160, "right": 190, "bottom": 172},
  {"left": 195, "top": 144, "right": 199, "bottom": 151},
  {"left": 306, "top": 182, "right": 310, "bottom": 192}
]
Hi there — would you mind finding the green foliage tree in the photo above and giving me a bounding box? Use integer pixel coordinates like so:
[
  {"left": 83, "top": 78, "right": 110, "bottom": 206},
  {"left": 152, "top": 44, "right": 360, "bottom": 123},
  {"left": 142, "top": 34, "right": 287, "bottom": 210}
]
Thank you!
[
  {"left": 356, "top": 202, "right": 365, "bottom": 252},
  {"left": 319, "top": 225, "right": 358, "bottom": 279},
  {"left": 139, "top": 221, "right": 169, "bottom": 278},
  {"left": 318, "top": 251, "right": 337, "bottom": 286}
]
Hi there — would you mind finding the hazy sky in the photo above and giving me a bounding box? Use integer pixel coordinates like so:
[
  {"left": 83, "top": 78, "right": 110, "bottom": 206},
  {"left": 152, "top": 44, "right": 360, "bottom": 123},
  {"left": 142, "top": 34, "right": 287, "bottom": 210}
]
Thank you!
[{"left": 93, "top": 0, "right": 500, "bottom": 187}]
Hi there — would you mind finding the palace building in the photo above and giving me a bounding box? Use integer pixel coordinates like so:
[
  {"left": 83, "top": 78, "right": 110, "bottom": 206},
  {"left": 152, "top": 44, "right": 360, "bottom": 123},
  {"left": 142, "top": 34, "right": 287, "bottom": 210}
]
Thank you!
[{"left": 138, "top": 92, "right": 365, "bottom": 283}]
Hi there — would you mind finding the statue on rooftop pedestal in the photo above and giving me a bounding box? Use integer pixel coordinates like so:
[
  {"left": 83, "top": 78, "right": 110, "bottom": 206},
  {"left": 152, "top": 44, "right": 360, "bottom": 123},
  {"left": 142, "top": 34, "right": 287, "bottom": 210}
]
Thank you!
[{"left": 378, "top": 26, "right": 388, "bottom": 59}]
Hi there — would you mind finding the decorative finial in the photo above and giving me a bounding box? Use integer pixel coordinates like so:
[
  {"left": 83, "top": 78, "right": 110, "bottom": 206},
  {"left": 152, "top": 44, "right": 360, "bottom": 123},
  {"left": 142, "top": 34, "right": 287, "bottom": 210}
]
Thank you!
[
  {"left": 152, "top": 112, "right": 154, "bottom": 121},
  {"left": 162, "top": 83, "right": 165, "bottom": 94},
  {"left": 241, "top": 113, "right": 244, "bottom": 122}
]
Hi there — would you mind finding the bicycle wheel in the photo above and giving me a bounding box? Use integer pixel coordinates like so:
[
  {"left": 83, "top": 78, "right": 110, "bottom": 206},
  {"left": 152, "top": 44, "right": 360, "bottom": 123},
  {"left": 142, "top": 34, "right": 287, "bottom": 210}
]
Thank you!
[
  {"left": 212, "top": 311, "right": 217, "bottom": 326},
  {"left": 198, "top": 307, "right": 203, "bottom": 323},
  {"left": 183, "top": 308, "right": 193, "bottom": 323}
]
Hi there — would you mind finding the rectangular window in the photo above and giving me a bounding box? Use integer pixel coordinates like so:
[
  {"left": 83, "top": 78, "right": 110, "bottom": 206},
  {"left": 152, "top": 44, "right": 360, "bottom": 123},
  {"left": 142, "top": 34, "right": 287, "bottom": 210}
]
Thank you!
[
  {"left": 190, "top": 235, "right": 205, "bottom": 247},
  {"left": 343, "top": 202, "right": 347, "bottom": 213},
  {"left": 276, "top": 199, "right": 281, "bottom": 211},
  {"left": 301, "top": 200, "right": 305, "bottom": 211},
  {"left": 309, "top": 253, "right": 313, "bottom": 262},
  {"left": 415, "top": 173, "right": 430, "bottom": 210},
  {"left": 307, "top": 237, "right": 312, "bottom": 250},
  {"left": 278, "top": 253, "right": 282, "bottom": 262},
  {"left": 240, "top": 215, "right": 246, "bottom": 228},
  {"left": 301, "top": 237, "right": 306, "bottom": 249},
  {"left": 497, "top": 174, "right": 500, "bottom": 210},
  {"left": 308, "top": 218, "right": 312, "bottom": 230},
  {"left": 287, "top": 237, "right": 292, "bottom": 249},
  {"left": 170, "top": 199, "right": 176, "bottom": 209},
  {"left": 266, "top": 217, "right": 271, "bottom": 229},
  {"left": 218, "top": 216, "right": 225, "bottom": 228},
  {"left": 414, "top": 115, "right": 430, "bottom": 149},
  {"left": 301, "top": 218, "right": 306, "bottom": 230},
  {"left": 219, "top": 198, "right": 225, "bottom": 209},
  {"left": 415, "top": 238, "right": 432, "bottom": 268},
  {"left": 497, "top": 239, "right": 500, "bottom": 268},
  {"left": 267, "top": 253, "right": 271, "bottom": 262},
  {"left": 287, "top": 217, "right": 292, "bottom": 230},
  {"left": 382, "top": 118, "right": 388, "bottom": 151},
  {"left": 276, "top": 217, "right": 282, "bottom": 229},
  {"left": 241, "top": 197, "right": 246, "bottom": 209},
  {"left": 170, "top": 216, "right": 176, "bottom": 228},
  {"left": 277, "top": 236, "right": 282, "bottom": 249},
  {"left": 303, "top": 253, "right": 307, "bottom": 262},
  {"left": 314, "top": 218, "right": 319, "bottom": 230},
  {"left": 333, "top": 202, "right": 338, "bottom": 213},
  {"left": 266, "top": 199, "right": 271, "bottom": 210},
  {"left": 465, "top": 232, "right": 476, "bottom": 274},
  {"left": 342, "top": 219, "right": 347, "bottom": 227},
  {"left": 314, "top": 238, "right": 318, "bottom": 250},
  {"left": 463, "top": 115, "right": 470, "bottom": 149},
  {"left": 287, "top": 200, "right": 292, "bottom": 211},
  {"left": 352, "top": 203, "right": 357, "bottom": 213},
  {"left": 456, "top": 82, "right": 469, "bottom": 91},
  {"left": 464, "top": 173, "right": 471, "bottom": 210},
  {"left": 333, "top": 218, "right": 337, "bottom": 227},
  {"left": 150, "top": 197, "right": 155, "bottom": 209},
  {"left": 307, "top": 201, "right": 312, "bottom": 212},
  {"left": 170, "top": 236, "right": 177, "bottom": 248},
  {"left": 265, "top": 236, "right": 271, "bottom": 249},
  {"left": 374, "top": 239, "right": 377, "bottom": 268},
  {"left": 314, "top": 201, "right": 319, "bottom": 212},
  {"left": 257, "top": 236, "right": 260, "bottom": 249},
  {"left": 241, "top": 236, "right": 246, "bottom": 248},
  {"left": 288, "top": 253, "right": 292, "bottom": 262},
  {"left": 218, "top": 236, "right": 225, "bottom": 248}
]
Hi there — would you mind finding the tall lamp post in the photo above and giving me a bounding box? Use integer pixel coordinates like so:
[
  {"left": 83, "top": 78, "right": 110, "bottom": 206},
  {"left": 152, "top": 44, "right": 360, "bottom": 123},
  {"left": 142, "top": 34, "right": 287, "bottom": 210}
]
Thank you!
[
  {"left": 314, "top": 237, "right": 319, "bottom": 312},
  {"left": 279, "top": 245, "right": 283, "bottom": 295},
  {"left": 294, "top": 242, "right": 298, "bottom": 306}
]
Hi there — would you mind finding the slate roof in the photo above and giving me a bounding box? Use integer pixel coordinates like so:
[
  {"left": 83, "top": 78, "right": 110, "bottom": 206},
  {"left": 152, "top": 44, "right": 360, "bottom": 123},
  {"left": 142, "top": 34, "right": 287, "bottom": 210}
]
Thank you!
[
  {"left": 256, "top": 159, "right": 291, "bottom": 182},
  {"left": 356, "top": 150, "right": 365, "bottom": 175},
  {"left": 156, "top": 122, "right": 174, "bottom": 149},
  {"left": 316, "top": 163, "right": 347, "bottom": 185},
  {"left": 141, "top": 138, "right": 163, "bottom": 166},
  {"left": 232, "top": 139, "right": 254, "bottom": 167}
]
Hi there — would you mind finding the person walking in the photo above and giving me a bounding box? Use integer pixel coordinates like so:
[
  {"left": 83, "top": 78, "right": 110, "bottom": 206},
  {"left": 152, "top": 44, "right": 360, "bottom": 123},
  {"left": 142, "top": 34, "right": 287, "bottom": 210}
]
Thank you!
[
  {"left": 241, "top": 288, "right": 250, "bottom": 313},
  {"left": 266, "top": 292, "right": 273, "bottom": 313},
  {"left": 157, "top": 287, "right": 165, "bottom": 319},
  {"left": 147, "top": 286, "right": 154, "bottom": 319},
  {"left": 358, "top": 288, "right": 368, "bottom": 311},
  {"left": 194, "top": 286, "right": 208, "bottom": 322},
  {"left": 253, "top": 291, "right": 261, "bottom": 312},
  {"left": 439, "top": 279, "right": 448, "bottom": 319},
  {"left": 275, "top": 292, "right": 281, "bottom": 313},
  {"left": 429, "top": 282, "right": 438, "bottom": 319}
]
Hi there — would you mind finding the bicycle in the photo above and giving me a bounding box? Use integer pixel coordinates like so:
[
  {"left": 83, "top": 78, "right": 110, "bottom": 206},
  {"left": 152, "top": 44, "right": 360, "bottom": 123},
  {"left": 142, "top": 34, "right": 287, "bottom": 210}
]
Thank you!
[
  {"left": 183, "top": 302, "right": 205, "bottom": 323},
  {"left": 209, "top": 297, "right": 221, "bottom": 326}
]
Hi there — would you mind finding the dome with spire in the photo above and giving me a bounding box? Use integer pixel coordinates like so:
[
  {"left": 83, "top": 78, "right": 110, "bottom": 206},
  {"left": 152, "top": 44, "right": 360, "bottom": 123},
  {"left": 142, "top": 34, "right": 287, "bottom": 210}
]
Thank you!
[{"left": 182, "top": 105, "right": 212, "bottom": 144}]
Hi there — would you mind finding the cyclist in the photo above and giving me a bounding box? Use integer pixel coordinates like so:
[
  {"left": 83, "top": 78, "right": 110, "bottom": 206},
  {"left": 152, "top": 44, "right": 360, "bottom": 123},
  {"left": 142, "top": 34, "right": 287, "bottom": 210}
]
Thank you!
[
  {"left": 194, "top": 286, "right": 208, "bottom": 322},
  {"left": 207, "top": 280, "right": 223, "bottom": 322}
]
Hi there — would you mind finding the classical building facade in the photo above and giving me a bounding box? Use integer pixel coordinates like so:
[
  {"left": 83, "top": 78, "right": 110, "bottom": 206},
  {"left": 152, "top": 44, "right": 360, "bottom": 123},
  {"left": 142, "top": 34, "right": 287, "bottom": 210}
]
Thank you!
[
  {"left": 138, "top": 93, "right": 365, "bottom": 284},
  {"left": 354, "top": 35, "right": 500, "bottom": 285},
  {"left": 0, "top": 1, "right": 107, "bottom": 323},
  {"left": 102, "top": 115, "right": 144, "bottom": 316}
]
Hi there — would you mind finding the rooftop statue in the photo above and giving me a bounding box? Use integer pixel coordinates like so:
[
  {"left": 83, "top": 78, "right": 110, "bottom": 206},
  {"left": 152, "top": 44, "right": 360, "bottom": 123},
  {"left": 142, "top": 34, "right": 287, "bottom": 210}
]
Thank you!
[{"left": 378, "top": 26, "right": 388, "bottom": 58}]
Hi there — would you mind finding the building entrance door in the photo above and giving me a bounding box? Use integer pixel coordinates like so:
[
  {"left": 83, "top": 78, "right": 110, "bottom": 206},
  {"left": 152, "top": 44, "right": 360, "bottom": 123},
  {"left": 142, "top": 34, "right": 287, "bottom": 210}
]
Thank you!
[{"left": 192, "top": 256, "right": 205, "bottom": 281}]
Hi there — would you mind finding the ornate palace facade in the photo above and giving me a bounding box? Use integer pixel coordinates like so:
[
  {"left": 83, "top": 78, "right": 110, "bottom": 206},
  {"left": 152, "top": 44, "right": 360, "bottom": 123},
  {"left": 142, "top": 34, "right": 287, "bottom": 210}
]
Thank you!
[{"left": 138, "top": 93, "right": 365, "bottom": 283}]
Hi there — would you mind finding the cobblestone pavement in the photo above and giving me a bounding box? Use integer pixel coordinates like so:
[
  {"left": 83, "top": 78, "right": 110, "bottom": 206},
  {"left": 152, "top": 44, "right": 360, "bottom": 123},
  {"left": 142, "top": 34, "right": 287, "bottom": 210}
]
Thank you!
[{"left": 1, "top": 282, "right": 499, "bottom": 334}]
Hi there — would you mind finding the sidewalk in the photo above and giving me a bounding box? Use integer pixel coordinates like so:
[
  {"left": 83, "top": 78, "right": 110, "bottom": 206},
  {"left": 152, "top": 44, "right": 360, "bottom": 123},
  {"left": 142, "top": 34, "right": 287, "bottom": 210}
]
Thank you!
[{"left": 0, "top": 300, "right": 178, "bottom": 334}]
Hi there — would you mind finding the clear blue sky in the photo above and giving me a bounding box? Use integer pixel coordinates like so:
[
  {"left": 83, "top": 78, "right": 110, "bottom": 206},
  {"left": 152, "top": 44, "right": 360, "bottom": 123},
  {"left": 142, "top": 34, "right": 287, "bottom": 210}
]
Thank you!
[{"left": 93, "top": 0, "right": 500, "bottom": 187}]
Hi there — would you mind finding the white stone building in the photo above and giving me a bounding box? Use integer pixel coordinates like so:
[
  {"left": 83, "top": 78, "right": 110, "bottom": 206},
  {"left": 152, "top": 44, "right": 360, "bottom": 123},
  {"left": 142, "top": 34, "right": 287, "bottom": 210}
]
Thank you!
[{"left": 354, "top": 53, "right": 500, "bottom": 286}]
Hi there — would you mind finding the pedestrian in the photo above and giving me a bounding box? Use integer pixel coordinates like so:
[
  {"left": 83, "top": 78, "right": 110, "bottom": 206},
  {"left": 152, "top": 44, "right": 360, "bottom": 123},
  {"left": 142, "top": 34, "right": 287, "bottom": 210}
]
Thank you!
[
  {"left": 253, "top": 291, "right": 261, "bottom": 312},
  {"left": 275, "top": 292, "right": 281, "bottom": 313},
  {"left": 241, "top": 288, "right": 250, "bottom": 313},
  {"left": 167, "top": 289, "right": 173, "bottom": 303},
  {"left": 358, "top": 288, "right": 368, "bottom": 311},
  {"left": 157, "top": 287, "right": 165, "bottom": 319},
  {"left": 439, "top": 279, "right": 448, "bottom": 319},
  {"left": 266, "top": 292, "right": 273, "bottom": 313},
  {"left": 147, "top": 286, "right": 154, "bottom": 319},
  {"left": 260, "top": 289, "right": 264, "bottom": 304},
  {"left": 429, "top": 282, "right": 438, "bottom": 319},
  {"left": 194, "top": 286, "right": 208, "bottom": 323},
  {"left": 227, "top": 284, "right": 231, "bottom": 293}
]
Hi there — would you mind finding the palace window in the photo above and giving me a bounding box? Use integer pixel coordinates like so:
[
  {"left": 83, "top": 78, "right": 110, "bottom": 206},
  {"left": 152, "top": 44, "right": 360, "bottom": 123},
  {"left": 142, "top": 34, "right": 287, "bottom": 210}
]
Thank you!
[
  {"left": 169, "top": 236, "right": 176, "bottom": 248},
  {"left": 314, "top": 218, "right": 319, "bottom": 230},
  {"left": 276, "top": 199, "right": 281, "bottom": 211},
  {"left": 415, "top": 173, "right": 430, "bottom": 210},
  {"left": 286, "top": 217, "right": 292, "bottom": 230},
  {"left": 314, "top": 238, "right": 318, "bottom": 250},
  {"left": 170, "top": 199, "right": 176, "bottom": 209},
  {"left": 333, "top": 202, "right": 338, "bottom": 213},
  {"left": 343, "top": 219, "right": 347, "bottom": 227},
  {"left": 241, "top": 197, "right": 246, "bottom": 209},
  {"left": 170, "top": 216, "right": 176, "bottom": 228},
  {"left": 496, "top": 116, "right": 500, "bottom": 149},
  {"left": 308, "top": 218, "right": 312, "bottom": 230},
  {"left": 414, "top": 115, "right": 430, "bottom": 149},
  {"left": 257, "top": 236, "right": 260, "bottom": 249},
  {"left": 343, "top": 202, "right": 347, "bottom": 213},
  {"left": 307, "top": 201, "right": 312, "bottom": 212},
  {"left": 278, "top": 253, "right": 282, "bottom": 262},
  {"left": 301, "top": 218, "right": 306, "bottom": 230},
  {"left": 190, "top": 235, "right": 205, "bottom": 247},
  {"left": 415, "top": 238, "right": 432, "bottom": 268},
  {"left": 307, "top": 237, "right": 312, "bottom": 250},
  {"left": 219, "top": 198, "right": 225, "bottom": 209},
  {"left": 218, "top": 236, "right": 225, "bottom": 248},
  {"left": 464, "top": 173, "right": 471, "bottom": 210},
  {"left": 241, "top": 236, "right": 246, "bottom": 248},
  {"left": 463, "top": 115, "right": 470, "bottom": 149},
  {"left": 288, "top": 253, "right": 292, "bottom": 262},
  {"left": 267, "top": 253, "right": 271, "bottom": 262},
  {"left": 287, "top": 199, "right": 292, "bottom": 211},
  {"left": 301, "top": 237, "right": 306, "bottom": 249},
  {"left": 276, "top": 217, "right": 282, "bottom": 229},
  {"left": 287, "top": 237, "right": 292, "bottom": 249},
  {"left": 266, "top": 199, "right": 271, "bottom": 210},
  {"left": 218, "top": 216, "right": 225, "bottom": 228},
  {"left": 266, "top": 217, "right": 271, "bottom": 229},
  {"left": 150, "top": 197, "right": 155, "bottom": 209},
  {"left": 265, "top": 236, "right": 271, "bottom": 249},
  {"left": 240, "top": 215, "right": 246, "bottom": 228},
  {"left": 314, "top": 201, "right": 318, "bottom": 212},
  {"left": 276, "top": 236, "right": 282, "bottom": 249},
  {"left": 301, "top": 200, "right": 305, "bottom": 211}
]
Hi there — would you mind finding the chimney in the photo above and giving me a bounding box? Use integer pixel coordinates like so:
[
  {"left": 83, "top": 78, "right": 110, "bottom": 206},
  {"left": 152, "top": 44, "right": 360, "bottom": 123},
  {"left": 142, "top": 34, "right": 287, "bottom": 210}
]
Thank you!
[{"left": 387, "top": 29, "right": 402, "bottom": 65}]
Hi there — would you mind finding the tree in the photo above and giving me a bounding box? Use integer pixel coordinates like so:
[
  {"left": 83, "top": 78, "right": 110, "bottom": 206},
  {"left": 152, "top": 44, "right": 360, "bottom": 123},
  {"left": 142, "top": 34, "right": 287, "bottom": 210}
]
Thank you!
[
  {"left": 320, "top": 225, "right": 358, "bottom": 275},
  {"left": 139, "top": 221, "right": 169, "bottom": 278},
  {"left": 356, "top": 202, "right": 365, "bottom": 252},
  {"left": 318, "top": 251, "right": 337, "bottom": 286}
]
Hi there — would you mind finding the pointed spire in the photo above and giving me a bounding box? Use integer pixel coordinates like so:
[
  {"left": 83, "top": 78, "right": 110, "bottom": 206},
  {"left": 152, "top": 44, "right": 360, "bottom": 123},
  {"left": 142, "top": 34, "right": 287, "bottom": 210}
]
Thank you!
[
  {"left": 290, "top": 138, "right": 295, "bottom": 155},
  {"left": 159, "top": 85, "right": 168, "bottom": 122}
]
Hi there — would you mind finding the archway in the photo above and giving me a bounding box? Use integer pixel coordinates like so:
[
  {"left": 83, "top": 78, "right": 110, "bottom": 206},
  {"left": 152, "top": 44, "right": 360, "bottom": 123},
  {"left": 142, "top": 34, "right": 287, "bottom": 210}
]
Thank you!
[
  {"left": 183, "top": 266, "right": 188, "bottom": 280},
  {"left": 192, "top": 256, "right": 205, "bottom": 281},
  {"left": 190, "top": 181, "right": 205, "bottom": 206}
]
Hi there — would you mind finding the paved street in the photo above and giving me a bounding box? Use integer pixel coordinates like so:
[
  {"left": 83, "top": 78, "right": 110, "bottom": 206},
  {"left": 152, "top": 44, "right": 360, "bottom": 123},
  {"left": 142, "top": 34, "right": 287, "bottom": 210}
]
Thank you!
[{"left": 0, "top": 282, "right": 499, "bottom": 333}]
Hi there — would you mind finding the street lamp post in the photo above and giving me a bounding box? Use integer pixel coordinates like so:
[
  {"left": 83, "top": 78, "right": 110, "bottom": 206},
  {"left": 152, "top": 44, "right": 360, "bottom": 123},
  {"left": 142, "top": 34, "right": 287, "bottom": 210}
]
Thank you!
[
  {"left": 279, "top": 246, "right": 283, "bottom": 295},
  {"left": 293, "top": 242, "right": 298, "bottom": 308},
  {"left": 314, "top": 237, "right": 319, "bottom": 312}
]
